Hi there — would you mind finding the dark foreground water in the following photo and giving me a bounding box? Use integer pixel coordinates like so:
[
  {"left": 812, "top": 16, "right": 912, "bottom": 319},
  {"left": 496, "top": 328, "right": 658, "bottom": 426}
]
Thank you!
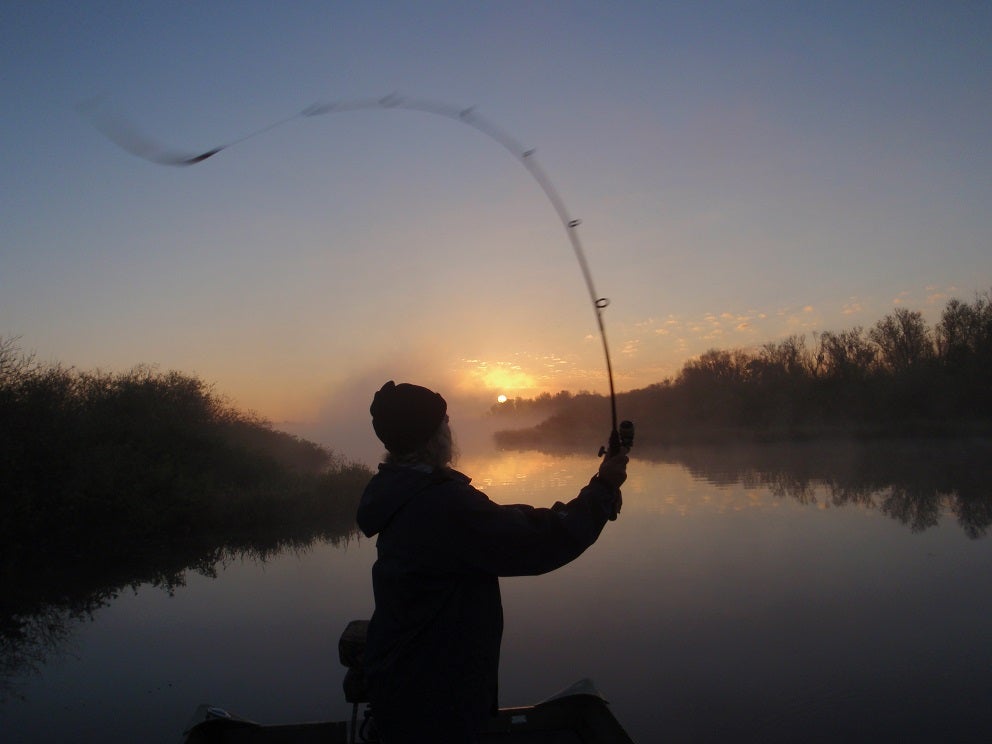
[{"left": 2, "top": 440, "right": 991, "bottom": 743}]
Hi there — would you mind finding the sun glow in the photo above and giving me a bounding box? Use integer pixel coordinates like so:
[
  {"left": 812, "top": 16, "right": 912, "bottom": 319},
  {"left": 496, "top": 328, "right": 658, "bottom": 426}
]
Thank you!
[{"left": 461, "top": 359, "right": 541, "bottom": 397}]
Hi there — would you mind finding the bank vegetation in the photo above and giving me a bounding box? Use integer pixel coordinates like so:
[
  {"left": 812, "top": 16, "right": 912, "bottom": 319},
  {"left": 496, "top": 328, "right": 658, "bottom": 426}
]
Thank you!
[
  {"left": 493, "top": 291, "right": 992, "bottom": 448},
  {"left": 0, "top": 338, "right": 370, "bottom": 566},
  {"left": 0, "top": 340, "right": 374, "bottom": 693}
]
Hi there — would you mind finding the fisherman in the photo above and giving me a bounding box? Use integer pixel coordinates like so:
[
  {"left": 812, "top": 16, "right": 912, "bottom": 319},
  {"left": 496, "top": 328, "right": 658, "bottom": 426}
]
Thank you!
[{"left": 356, "top": 381, "right": 629, "bottom": 743}]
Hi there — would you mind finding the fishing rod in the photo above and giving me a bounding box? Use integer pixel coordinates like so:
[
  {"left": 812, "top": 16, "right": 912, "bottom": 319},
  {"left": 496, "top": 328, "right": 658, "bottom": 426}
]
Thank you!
[{"left": 81, "top": 93, "right": 634, "bottom": 457}]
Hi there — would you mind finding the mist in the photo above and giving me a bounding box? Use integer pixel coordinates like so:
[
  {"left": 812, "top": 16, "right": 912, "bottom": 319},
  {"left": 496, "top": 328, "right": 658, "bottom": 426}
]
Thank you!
[{"left": 280, "top": 350, "right": 542, "bottom": 467}]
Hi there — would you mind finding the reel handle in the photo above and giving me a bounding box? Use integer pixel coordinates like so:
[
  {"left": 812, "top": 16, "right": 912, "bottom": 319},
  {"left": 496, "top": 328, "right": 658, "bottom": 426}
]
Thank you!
[
  {"left": 599, "top": 420, "right": 635, "bottom": 457},
  {"left": 597, "top": 420, "right": 633, "bottom": 521}
]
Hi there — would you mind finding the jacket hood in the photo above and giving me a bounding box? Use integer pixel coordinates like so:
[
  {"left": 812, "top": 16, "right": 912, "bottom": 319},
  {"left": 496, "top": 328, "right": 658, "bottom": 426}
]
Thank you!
[
  {"left": 358, "top": 464, "right": 472, "bottom": 537},
  {"left": 357, "top": 465, "right": 428, "bottom": 537}
]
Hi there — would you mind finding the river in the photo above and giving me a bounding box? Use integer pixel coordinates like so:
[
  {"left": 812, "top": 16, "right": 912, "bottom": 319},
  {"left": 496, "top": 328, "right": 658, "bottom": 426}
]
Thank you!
[{"left": 2, "top": 440, "right": 991, "bottom": 742}]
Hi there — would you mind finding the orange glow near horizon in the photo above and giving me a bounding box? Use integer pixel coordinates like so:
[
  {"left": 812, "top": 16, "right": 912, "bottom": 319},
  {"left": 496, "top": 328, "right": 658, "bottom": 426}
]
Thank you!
[
  {"left": 227, "top": 352, "right": 625, "bottom": 425},
  {"left": 460, "top": 359, "right": 543, "bottom": 398}
]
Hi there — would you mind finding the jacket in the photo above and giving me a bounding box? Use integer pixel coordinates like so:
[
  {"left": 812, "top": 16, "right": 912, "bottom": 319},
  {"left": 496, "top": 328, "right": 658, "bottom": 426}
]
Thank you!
[{"left": 355, "top": 462, "right": 619, "bottom": 740}]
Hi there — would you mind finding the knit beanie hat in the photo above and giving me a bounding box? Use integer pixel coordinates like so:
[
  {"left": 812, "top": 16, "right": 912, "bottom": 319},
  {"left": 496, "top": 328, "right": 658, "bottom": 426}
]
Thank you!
[{"left": 370, "top": 381, "right": 448, "bottom": 455}]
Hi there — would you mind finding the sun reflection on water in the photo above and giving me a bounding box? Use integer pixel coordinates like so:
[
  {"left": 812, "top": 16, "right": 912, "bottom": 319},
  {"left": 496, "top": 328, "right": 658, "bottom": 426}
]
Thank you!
[{"left": 456, "top": 449, "right": 796, "bottom": 515}]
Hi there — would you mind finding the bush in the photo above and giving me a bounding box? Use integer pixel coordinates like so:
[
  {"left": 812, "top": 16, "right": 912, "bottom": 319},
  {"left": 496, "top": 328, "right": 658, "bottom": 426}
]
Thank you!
[{"left": 0, "top": 338, "right": 372, "bottom": 561}]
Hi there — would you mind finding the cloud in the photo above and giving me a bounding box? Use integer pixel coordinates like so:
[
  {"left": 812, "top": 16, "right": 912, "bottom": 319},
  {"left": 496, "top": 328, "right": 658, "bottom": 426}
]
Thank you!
[
  {"left": 926, "top": 284, "right": 955, "bottom": 305},
  {"left": 841, "top": 298, "right": 863, "bottom": 315},
  {"left": 621, "top": 339, "right": 640, "bottom": 356}
]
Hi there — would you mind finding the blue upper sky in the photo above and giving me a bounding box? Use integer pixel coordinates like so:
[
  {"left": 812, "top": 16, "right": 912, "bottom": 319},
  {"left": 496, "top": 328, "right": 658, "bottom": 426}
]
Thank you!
[{"left": 3, "top": 1, "right": 990, "bottom": 443}]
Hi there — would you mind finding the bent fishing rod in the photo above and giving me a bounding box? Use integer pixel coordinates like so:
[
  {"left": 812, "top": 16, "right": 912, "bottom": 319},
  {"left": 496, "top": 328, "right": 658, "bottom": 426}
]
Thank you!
[{"left": 81, "top": 93, "right": 634, "bottom": 457}]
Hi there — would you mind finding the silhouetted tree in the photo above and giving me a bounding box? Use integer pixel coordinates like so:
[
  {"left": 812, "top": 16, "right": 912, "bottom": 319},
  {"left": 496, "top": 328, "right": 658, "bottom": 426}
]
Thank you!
[
  {"left": 815, "top": 327, "right": 878, "bottom": 380},
  {"left": 870, "top": 308, "right": 934, "bottom": 373},
  {"left": 493, "top": 290, "right": 992, "bottom": 446},
  {"left": 936, "top": 292, "right": 992, "bottom": 361},
  {"left": 0, "top": 339, "right": 370, "bottom": 564},
  {"left": 933, "top": 291, "right": 992, "bottom": 418}
]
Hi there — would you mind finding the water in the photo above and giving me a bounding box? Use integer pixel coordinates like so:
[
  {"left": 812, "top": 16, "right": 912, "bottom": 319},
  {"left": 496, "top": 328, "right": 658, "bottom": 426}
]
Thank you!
[{"left": 2, "top": 441, "right": 991, "bottom": 742}]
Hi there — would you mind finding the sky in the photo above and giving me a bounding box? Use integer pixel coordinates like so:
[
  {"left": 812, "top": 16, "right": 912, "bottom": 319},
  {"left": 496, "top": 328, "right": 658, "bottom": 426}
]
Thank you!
[{"left": 3, "top": 1, "right": 991, "bottom": 459}]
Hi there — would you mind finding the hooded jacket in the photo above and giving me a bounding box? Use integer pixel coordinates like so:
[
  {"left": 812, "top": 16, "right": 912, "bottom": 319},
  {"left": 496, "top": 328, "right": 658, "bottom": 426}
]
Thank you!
[{"left": 356, "top": 462, "right": 619, "bottom": 740}]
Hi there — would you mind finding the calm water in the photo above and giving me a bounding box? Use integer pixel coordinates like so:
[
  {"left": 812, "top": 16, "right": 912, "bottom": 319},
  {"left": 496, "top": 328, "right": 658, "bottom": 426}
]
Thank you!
[{"left": 2, "top": 441, "right": 991, "bottom": 743}]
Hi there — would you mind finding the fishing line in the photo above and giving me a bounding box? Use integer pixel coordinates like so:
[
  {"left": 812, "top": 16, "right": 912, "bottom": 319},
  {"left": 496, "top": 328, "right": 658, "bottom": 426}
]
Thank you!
[{"left": 81, "top": 93, "right": 628, "bottom": 449}]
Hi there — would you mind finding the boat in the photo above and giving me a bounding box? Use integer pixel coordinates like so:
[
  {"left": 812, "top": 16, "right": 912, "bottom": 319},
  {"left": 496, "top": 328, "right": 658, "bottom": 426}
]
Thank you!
[
  {"left": 182, "top": 680, "right": 634, "bottom": 743},
  {"left": 182, "top": 621, "right": 635, "bottom": 743}
]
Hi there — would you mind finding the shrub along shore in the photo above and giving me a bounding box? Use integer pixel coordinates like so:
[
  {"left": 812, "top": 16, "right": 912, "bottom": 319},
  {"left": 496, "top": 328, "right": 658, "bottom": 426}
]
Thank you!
[
  {"left": 0, "top": 338, "right": 372, "bottom": 565},
  {"left": 1, "top": 340, "right": 375, "bottom": 688}
]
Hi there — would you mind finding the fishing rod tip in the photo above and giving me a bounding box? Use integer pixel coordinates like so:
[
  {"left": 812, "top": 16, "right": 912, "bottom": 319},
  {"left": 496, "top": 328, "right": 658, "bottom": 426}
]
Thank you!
[
  {"left": 181, "top": 147, "right": 224, "bottom": 165},
  {"left": 302, "top": 102, "right": 336, "bottom": 117}
]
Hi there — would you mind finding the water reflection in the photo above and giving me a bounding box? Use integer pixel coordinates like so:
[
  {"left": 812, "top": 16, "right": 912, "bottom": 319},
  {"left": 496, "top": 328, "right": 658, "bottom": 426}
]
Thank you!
[
  {"left": 4, "top": 439, "right": 991, "bottom": 742},
  {"left": 475, "top": 439, "right": 992, "bottom": 538},
  {"left": 0, "top": 517, "right": 360, "bottom": 702},
  {"left": 639, "top": 439, "right": 992, "bottom": 538}
]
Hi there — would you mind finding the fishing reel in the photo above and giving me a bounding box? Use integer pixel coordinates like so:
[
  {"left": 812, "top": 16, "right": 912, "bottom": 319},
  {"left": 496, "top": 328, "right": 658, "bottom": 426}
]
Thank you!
[{"left": 599, "top": 420, "right": 635, "bottom": 457}]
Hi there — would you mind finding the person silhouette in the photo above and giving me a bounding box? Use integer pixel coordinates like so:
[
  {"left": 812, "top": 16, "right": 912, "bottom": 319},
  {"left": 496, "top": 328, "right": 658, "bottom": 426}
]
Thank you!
[{"left": 357, "top": 380, "right": 628, "bottom": 743}]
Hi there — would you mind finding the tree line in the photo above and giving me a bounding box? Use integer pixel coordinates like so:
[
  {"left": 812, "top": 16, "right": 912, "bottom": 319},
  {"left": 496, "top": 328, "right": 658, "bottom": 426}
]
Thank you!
[
  {"left": 493, "top": 290, "right": 992, "bottom": 447},
  {"left": 0, "top": 337, "right": 371, "bottom": 564}
]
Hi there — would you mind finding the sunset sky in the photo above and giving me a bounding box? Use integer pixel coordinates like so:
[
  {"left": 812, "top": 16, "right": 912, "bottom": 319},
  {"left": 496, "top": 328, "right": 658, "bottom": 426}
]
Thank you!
[{"left": 3, "top": 2, "right": 990, "bottom": 457}]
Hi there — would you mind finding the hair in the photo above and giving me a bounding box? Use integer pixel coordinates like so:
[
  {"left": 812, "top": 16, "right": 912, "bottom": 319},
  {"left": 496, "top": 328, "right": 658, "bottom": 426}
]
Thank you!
[{"left": 384, "top": 420, "right": 456, "bottom": 470}]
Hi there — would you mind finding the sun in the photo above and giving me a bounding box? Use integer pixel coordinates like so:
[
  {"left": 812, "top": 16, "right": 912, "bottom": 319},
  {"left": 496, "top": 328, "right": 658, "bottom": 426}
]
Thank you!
[{"left": 497, "top": 394, "right": 508, "bottom": 404}]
